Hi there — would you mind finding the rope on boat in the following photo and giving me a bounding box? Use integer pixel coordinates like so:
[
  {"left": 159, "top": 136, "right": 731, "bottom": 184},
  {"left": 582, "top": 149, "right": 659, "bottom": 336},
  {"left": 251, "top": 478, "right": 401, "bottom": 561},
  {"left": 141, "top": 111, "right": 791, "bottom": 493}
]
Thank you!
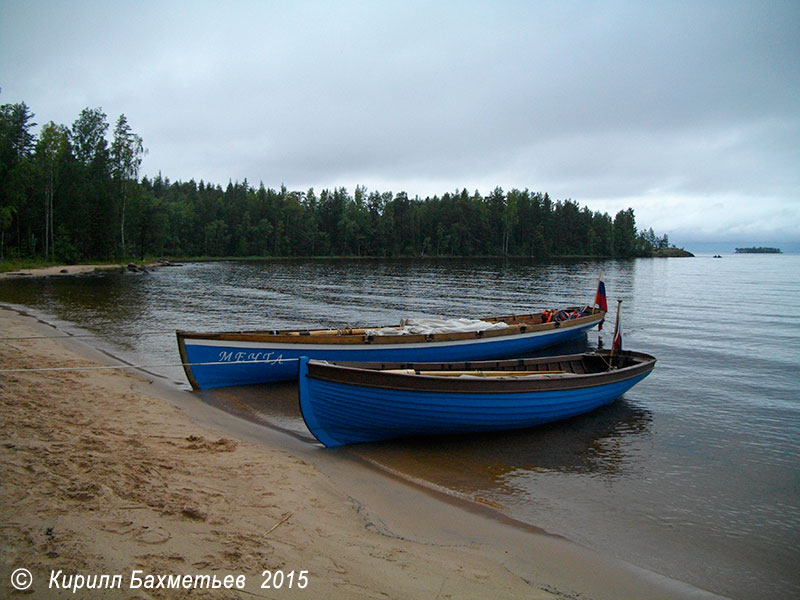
[
  {"left": 0, "top": 357, "right": 300, "bottom": 374},
  {"left": 0, "top": 330, "right": 176, "bottom": 341},
  {"left": 0, "top": 324, "right": 364, "bottom": 342}
]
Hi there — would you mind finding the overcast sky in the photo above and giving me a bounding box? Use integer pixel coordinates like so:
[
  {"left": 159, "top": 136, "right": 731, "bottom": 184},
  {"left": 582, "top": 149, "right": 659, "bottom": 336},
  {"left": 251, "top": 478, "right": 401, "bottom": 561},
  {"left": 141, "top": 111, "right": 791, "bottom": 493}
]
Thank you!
[{"left": 2, "top": 0, "right": 798, "bottom": 250}]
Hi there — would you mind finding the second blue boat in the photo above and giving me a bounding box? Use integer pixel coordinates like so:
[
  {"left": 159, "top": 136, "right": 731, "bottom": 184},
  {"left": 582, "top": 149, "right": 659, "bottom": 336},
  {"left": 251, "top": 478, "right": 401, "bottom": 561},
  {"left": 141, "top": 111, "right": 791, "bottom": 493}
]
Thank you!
[{"left": 299, "top": 349, "right": 656, "bottom": 447}]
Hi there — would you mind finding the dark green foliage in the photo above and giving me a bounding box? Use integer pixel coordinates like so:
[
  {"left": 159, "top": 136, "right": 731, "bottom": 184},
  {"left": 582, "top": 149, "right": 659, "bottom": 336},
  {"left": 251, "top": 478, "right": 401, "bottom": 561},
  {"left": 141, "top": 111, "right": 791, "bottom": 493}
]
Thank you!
[
  {"left": 613, "top": 208, "right": 637, "bottom": 258},
  {"left": 0, "top": 102, "right": 37, "bottom": 260},
  {"left": 1, "top": 101, "right": 672, "bottom": 262}
]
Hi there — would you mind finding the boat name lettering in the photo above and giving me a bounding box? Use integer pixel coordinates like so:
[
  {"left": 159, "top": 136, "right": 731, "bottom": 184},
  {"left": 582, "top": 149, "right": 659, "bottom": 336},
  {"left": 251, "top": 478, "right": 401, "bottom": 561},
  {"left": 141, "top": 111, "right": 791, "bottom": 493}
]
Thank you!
[{"left": 218, "top": 351, "right": 283, "bottom": 364}]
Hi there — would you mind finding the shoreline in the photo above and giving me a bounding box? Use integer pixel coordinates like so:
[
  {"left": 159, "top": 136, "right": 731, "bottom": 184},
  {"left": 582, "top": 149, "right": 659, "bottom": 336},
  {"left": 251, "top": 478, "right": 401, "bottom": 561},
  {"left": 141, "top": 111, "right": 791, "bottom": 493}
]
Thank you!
[
  {"left": 0, "top": 305, "right": 726, "bottom": 599},
  {"left": 0, "top": 248, "right": 694, "bottom": 280}
]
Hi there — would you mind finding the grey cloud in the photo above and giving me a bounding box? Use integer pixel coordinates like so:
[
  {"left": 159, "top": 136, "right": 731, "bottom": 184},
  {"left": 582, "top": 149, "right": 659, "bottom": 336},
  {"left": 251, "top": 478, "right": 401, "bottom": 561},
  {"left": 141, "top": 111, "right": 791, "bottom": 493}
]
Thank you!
[{"left": 1, "top": 0, "right": 798, "bottom": 246}]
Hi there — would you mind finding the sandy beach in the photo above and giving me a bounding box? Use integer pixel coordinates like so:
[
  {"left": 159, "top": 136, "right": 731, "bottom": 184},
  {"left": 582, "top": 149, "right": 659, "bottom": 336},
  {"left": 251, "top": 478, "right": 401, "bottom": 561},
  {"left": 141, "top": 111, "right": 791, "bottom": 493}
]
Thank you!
[
  {"left": 1, "top": 264, "right": 130, "bottom": 279},
  {"left": 0, "top": 304, "right": 724, "bottom": 599},
  {"left": 0, "top": 262, "right": 172, "bottom": 279}
]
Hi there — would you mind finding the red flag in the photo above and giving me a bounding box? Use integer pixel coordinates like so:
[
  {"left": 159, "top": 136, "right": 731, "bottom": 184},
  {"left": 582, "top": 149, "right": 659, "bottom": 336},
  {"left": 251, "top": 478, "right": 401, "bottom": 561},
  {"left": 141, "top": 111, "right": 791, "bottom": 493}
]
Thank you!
[{"left": 594, "top": 270, "right": 608, "bottom": 330}]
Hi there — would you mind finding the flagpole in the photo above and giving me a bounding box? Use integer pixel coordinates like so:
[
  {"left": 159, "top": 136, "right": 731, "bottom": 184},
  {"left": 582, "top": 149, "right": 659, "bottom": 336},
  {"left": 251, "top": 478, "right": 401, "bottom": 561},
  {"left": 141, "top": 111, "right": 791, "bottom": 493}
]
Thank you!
[{"left": 609, "top": 298, "right": 622, "bottom": 365}]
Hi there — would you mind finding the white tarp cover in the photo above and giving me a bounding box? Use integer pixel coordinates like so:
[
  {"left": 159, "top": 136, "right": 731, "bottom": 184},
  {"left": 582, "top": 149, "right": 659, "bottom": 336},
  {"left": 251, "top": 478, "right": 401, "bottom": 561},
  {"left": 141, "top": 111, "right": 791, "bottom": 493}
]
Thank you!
[{"left": 365, "top": 318, "right": 509, "bottom": 336}]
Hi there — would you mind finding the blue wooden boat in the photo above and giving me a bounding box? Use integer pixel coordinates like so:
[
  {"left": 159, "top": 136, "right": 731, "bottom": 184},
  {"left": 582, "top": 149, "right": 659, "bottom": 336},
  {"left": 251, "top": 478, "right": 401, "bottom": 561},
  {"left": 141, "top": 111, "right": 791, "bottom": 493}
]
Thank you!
[
  {"left": 298, "top": 349, "right": 655, "bottom": 447},
  {"left": 177, "top": 307, "right": 605, "bottom": 389}
]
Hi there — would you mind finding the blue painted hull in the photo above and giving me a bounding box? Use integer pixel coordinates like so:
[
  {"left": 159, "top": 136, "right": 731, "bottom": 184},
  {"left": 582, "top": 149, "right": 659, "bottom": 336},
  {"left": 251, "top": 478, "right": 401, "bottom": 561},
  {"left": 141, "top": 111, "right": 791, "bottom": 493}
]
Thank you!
[
  {"left": 178, "top": 316, "right": 601, "bottom": 389},
  {"left": 298, "top": 351, "right": 655, "bottom": 446}
]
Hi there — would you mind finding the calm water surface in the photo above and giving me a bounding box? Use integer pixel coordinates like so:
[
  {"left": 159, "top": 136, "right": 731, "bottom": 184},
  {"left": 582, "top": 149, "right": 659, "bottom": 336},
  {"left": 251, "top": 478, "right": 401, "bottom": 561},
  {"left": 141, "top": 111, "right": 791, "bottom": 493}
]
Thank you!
[{"left": 2, "top": 255, "right": 798, "bottom": 599}]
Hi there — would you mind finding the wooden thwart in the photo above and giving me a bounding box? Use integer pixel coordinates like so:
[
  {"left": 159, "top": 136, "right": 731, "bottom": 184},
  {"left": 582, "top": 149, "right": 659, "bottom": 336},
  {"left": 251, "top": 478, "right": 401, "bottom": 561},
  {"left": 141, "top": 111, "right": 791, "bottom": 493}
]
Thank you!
[{"left": 385, "top": 369, "right": 568, "bottom": 377}]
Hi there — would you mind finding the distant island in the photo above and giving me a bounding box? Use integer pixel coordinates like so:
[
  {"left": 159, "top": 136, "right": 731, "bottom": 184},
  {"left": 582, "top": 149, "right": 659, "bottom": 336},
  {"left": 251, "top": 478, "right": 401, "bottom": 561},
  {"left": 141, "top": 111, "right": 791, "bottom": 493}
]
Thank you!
[{"left": 735, "top": 247, "right": 782, "bottom": 254}]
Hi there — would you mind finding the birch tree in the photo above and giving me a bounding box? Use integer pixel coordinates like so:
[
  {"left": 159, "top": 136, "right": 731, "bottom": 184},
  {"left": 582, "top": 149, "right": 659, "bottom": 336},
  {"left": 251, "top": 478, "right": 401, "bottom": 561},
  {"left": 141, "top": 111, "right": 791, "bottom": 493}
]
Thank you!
[
  {"left": 71, "top": 107, "right": 108, "bottom": 165},
  {"left": 36, "top": 122, "right": 69, "bottom": 260},
  {"left": 111, "top": 114, "right": 145, "bottom": 257}
]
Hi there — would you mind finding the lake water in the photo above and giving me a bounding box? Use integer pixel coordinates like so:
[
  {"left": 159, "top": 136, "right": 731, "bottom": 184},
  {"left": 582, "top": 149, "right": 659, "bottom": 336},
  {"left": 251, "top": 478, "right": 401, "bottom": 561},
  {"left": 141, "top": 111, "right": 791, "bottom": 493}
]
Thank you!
[{"left": 2, "top": 255, "right": 798, "bottom": 599}]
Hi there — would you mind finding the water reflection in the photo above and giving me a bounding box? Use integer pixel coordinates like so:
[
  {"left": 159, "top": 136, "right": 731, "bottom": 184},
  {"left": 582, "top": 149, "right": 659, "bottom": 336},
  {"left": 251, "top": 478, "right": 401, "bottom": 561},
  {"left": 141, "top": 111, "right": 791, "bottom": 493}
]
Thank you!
[{"left": 352, "top": 398, "right": 653, "bottom": 497}]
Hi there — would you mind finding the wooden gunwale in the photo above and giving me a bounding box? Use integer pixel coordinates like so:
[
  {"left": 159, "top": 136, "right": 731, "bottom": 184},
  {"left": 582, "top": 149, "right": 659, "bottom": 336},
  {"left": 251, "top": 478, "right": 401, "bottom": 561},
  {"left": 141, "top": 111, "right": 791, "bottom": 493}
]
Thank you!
[
  {"left": 176, "top": 308, "right": 604, "bottom": 345},
  {"left": 305, "top": 350, "right": 656, "bottom": 394}
]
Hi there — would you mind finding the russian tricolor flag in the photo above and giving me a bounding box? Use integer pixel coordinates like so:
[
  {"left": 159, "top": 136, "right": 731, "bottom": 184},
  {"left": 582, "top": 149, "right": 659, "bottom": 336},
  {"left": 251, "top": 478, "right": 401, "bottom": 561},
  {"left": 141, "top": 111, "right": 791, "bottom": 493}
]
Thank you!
[{"left": 594, "top": 270, "right": 608, "bottom": 330}]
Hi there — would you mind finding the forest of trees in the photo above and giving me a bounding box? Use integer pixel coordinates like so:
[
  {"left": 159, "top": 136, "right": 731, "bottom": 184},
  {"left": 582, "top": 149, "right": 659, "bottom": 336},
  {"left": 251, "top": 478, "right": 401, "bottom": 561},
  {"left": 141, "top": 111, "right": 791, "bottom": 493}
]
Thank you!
[{"left": 1, "top": 101, "right": 675, "bottom": 263}]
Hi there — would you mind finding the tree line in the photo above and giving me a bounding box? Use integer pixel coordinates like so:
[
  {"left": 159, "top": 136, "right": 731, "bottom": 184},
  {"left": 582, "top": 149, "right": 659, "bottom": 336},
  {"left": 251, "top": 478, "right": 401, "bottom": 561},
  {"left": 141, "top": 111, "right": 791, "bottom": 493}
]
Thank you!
[{"left": 1, "top": 101, "right": 674, "bottom": 263}]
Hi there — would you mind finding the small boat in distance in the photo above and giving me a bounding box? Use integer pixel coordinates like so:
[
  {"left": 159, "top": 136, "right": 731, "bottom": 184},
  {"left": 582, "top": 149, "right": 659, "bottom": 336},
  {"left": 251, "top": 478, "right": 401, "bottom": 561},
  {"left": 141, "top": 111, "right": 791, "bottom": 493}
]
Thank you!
[
  {"left": 177, "top": 307, "right": 605, "bottom": 389},
  {"left": 298, "top": 349, "right": 656, "bottom": 447}
]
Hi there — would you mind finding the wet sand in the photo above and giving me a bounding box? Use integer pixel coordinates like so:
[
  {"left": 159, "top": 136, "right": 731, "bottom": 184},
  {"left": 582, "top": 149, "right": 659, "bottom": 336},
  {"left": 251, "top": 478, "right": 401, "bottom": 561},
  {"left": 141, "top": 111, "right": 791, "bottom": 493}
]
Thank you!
[
  {"left": 0, "top": 261, "right": 175, "bottom": 280},
  {"left": 0, "top": 264, "right": 129, "bottom": 278},
  {"left": 0, "top": 305, "right": 726, "bottom": 599}
]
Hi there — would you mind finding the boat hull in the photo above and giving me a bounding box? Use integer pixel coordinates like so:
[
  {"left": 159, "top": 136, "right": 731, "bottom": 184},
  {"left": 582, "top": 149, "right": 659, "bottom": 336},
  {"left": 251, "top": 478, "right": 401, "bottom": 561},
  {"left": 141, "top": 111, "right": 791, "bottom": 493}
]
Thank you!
[
  {"left": 299, "top": 351, "right": 655, "bottom": 446},
  {"left": 177, "top": 312, "right": 603, "bottom": 389}
]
